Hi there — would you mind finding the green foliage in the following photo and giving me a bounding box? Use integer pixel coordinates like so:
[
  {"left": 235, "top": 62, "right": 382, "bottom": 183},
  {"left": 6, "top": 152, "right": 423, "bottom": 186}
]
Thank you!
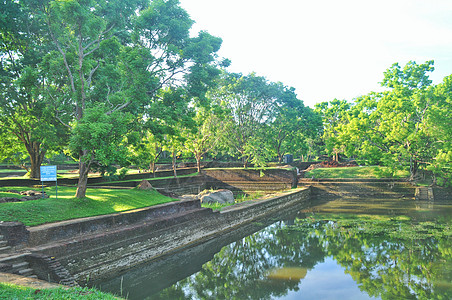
[
  {"left": 69, "top": 105, "right": 131, "bottom": 168},
  {"left": 210, "top": 72, "right": 314, "bottom": 167},
  {"left": 317, "top": 61, "right": 451, "bottom": 186}
]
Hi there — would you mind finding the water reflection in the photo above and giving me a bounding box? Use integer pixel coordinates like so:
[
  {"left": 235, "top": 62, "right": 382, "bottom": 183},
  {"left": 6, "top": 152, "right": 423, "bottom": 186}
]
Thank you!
[{"left": 94, "top": 197, "right": 452, "bottom": 300}]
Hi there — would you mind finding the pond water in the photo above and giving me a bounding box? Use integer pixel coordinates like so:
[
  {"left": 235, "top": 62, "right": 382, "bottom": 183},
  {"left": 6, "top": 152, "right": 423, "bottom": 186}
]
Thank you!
[{"left": 92, "top": 196, "right": 452, "bottom": 300}]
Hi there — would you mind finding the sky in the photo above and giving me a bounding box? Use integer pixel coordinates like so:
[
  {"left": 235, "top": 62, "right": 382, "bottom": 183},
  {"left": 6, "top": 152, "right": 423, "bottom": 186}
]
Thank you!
[{"left": 179, "top": 0, "right": 452, "bottom": 107}]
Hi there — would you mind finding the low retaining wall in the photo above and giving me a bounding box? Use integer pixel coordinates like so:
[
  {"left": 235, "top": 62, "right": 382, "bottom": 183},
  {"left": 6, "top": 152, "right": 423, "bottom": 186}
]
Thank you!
[
  {"left": 202, "top": 168, "right": 298, "bottom": 192},
  {"left": 26, "top": 188, "right": 310, "bottom": 284},
  {"left": 299, "top": 179, "right": 416, "bottom": 200},
  {"left": 96, "top": 175, "right": 207, "bottom": 196},
  {"left": 27, "top": 200, "right": 203, "bottom": 247}
]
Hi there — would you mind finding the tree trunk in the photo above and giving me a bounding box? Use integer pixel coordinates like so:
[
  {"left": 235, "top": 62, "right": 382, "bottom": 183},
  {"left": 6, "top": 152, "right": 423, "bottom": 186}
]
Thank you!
[
  {"left": 150, "top": 161, "right": 156, "bottom": 178},
  {"left": 409, "top": 158, "right": 419, "bottom": 182},
  {"left": 196, "top": 156, "right": 201, "bottom": 173},
  {"left": 75, "top": 152, "right": 91, "bottom": 198},
  {"left": 242, "top": 156, "right": 248, "bottom": 168},
  {"left": 172, "top": 151, "right": 177, "bottom": 178},
  {"left": 26, "top": 141, "right": 46, "bottom": 179}
]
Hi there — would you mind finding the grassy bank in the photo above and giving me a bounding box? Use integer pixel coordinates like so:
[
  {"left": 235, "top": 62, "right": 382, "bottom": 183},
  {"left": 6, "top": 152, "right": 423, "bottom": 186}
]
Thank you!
[
  {"left": 201, "top": 191, "right": 270, "bottom": 211},
  {"left": 0, "top": 283, "right": 120, "bottom": 299},
  {"left": 0, "top": 186, "right": 176, "bottom": 226},
  {"left": 305, "top": 166, "right": 409, "bottom": 179}
]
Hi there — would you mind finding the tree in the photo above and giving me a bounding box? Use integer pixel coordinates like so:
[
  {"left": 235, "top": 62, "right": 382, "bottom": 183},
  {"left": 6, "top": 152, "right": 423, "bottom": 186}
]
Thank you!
[
  {"left": 212, "top": 72, "right": 287, "bottom": 167},
  {"left": 68, "top": 105, "right": 131, "bottom": 190},
  {"left": 315, "top": 99, "right": 351, "bottom": 161},
  {"left": 182, "top": 107, "right": 225, "bottom": 173},
  {"left": 24, "top": 0, "right": 222, "bottom": 197},
  {"left": 425, "top": 74, "right": 452, "bottom": 186},
  {"left": 326, "top": 61, "right": 451, "bottom": 184},
  {"left": 0, "top": 1, "right": 69, "bottom": 178},
  {"left": 127, "top": 130, "right": 163, "bottom": 176}
]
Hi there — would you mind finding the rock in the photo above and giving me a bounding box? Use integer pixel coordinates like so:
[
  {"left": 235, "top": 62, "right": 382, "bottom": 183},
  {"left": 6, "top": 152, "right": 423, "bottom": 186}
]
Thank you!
[
  {"left": 137, "top": 180, "right": 153, "bottom": 190},
  {"left": 199, "top": 189, "right": 234, "bottom": 204}
]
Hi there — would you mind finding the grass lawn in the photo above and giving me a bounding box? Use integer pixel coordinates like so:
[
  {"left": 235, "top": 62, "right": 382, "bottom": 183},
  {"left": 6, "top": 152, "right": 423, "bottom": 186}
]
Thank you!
[
  {"left": 0, "top": 283, "right": 120, "bottom": 300},
  {"left": 0, "top": 169, "right": 26, "bottom": 174},
  {"left": 305, "top": 166, "right": 410, "bottom": 179},
  {"left": 0, "top": 191, "right": 22, "bottom": 199},
  {"left": 0, "top": 186, "right": 177, "bottom": 226}
]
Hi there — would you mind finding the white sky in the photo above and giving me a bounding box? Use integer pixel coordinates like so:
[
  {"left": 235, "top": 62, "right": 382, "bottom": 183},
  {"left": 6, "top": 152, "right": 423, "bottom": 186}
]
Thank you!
[{"left": 179, "top": 0, "right": 452, "bottom": 107}]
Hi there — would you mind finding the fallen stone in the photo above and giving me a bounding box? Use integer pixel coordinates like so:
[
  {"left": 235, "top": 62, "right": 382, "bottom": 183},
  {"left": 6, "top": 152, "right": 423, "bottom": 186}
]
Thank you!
[{"left": 199, "top": 189, "right": 234, "bottom": 204}]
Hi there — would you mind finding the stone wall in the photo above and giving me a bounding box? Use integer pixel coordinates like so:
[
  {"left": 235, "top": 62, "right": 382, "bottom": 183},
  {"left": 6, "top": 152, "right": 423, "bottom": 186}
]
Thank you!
[
  {"left": 299, "top": 179, "right": 416, "bottom": 200},
  {"left": 98, "top": 175, "right": 207, "bottom": 196},
  {"left": 25, "top": 188, "right": 310, "bottom": 284},
  {"left": 202, "top": 168, "right": 298, "bottom": 192},
  {"left": 27, "top": 199, "right": 203, "bottom": 247}
]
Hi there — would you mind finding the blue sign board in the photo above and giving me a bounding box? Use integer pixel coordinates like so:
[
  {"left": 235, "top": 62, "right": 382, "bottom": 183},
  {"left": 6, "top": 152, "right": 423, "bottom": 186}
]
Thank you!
[{"left": 40, "top": 165, "right": 57, "bottom": 181}]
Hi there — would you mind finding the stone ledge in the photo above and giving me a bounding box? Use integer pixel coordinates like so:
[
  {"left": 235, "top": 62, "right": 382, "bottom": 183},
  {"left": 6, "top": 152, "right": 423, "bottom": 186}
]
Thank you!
[{"left": 27, "top": 199, "right": 201, "bottom": 247}]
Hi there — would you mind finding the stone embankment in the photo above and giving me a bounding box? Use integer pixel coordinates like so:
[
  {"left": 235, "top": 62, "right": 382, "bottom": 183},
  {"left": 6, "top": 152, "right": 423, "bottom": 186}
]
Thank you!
[
  {"left": 0, "top": 187, "right": 310, "bottom": 286},
  {"left": 299, "top": 178, "right": 451, "bottom": 201}
]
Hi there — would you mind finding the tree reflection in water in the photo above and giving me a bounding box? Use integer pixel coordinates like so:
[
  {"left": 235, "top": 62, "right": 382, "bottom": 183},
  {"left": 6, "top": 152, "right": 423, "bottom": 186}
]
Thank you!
[{"left": 150, "top": 214, "right": 451, "bottom": 300}]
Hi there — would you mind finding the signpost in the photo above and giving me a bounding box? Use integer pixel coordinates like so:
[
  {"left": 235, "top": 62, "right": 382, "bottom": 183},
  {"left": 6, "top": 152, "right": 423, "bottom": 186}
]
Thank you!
[{"left": 40, "top": 165, "right": 58, "bottom": 199}]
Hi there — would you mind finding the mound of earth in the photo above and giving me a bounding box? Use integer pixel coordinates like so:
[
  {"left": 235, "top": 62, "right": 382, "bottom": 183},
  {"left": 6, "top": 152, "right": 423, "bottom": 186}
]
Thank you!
[
  {"left": 0, "top": 190, "right": 49, "bottom": 203},
  {"left": 305, "top": 160, "right": 358, "bottom": 172}
]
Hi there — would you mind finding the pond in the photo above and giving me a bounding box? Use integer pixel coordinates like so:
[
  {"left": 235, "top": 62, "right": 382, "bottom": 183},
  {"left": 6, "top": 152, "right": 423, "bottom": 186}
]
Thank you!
[{"left": 91, "top": 196, "right": 452, "bottom": 300}]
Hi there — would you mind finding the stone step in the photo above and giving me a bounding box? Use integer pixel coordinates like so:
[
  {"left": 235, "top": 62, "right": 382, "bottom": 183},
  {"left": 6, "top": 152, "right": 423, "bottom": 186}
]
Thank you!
[
  {"left": 0, "top": 246, "right": 11, "bottom": 253},
  {"left": 11, "top": 261, "right": 29, "bottom": 272},
  {"left": 18, "top": 268, "right": 34, "bottom": 277},
  {"left": 0, "top": 235, "right": 4, "bottom": 240},
  {"left": 0, "top": 240, "right": 8, "bottom": 247},
  {"left": 0, "top": 253, "right": 31, "bottom": 266}
]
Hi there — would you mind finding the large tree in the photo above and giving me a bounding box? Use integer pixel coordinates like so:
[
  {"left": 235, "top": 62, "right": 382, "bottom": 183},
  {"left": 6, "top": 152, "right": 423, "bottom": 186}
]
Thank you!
[
  {"left": 327, "top": 61, "right": 451, "bottom": 184},
  {"left": 0, "top": 0, "right": 69, "bottom": 178},
  {"left": 212, "top": 72, "right": 289, "bottom": 167},
  {"left": 21, "top": 0, "right": 222, "bottom": 197},
  {"left": 314, "top": 99, "right": 351, "bottom": 161}
]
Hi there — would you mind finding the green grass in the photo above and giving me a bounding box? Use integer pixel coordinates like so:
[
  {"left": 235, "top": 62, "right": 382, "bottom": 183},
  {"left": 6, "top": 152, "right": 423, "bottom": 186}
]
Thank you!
[
  {"left": 0, "top": 169, "right": 26, "bottom": 174},
  {"left": 0, "top": 283, "right": 120, "bottom": 299},
  {"left": 201, "top": 191, "right": 266, "bottom": 211},
  {"left": 0, "top": 186, "right": 177, "bottom": 226},
  {"left": 0, "top": 191, "right": 22, "bottom": 199},
  {"left": 305, "top": 166, "right": 409, "bottom": 179}
]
